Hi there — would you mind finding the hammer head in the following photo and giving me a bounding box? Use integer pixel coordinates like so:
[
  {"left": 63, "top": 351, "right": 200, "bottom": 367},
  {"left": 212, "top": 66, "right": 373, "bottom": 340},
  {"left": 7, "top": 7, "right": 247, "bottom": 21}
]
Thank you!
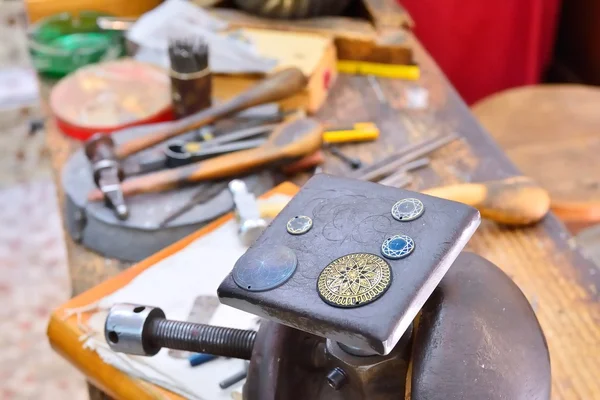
[
  {"left": 84, "top": 133, "right": 117, "bottom": 162},
  {"left": 84, "top": 133, "right": 128, "bottom": 220},
  {"left": 218, "top": 174, "right": 480, "bottom": 355}
]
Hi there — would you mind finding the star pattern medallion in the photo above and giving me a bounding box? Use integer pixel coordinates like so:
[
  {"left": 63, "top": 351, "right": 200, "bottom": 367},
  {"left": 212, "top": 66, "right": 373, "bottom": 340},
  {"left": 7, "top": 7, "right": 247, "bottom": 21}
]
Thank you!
[
  {"left": 317, "top": 253, "right": 392, "bottom": 308},
  {"left": 391, "top": 198, "right": 425, "bottom": 221}
]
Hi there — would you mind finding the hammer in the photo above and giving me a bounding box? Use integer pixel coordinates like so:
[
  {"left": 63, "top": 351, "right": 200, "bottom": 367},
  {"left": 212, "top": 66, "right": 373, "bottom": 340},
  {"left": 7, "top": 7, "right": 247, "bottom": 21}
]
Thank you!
[
  {"left": 84, "top": 67, "right": 308, "bottom": 219},
  {"left": 84, "top": 134, "right": 128, "bottom": 220}
]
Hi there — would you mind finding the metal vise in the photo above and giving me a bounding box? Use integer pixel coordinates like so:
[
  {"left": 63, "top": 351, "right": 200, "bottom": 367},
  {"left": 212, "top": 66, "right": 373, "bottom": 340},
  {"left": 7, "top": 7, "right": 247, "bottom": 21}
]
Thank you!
[
  {"left": 104, "top": 174, "right": 551, "bottom": 399},
  {"left": 84, "top": 134, "right": 128, "bottom": 220}
]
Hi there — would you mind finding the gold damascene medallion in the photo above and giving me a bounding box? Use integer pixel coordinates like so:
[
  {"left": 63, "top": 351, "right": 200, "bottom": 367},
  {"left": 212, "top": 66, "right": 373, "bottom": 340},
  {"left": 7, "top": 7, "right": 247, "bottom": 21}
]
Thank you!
[{"left": 317, "top": 253, "right": 392, "bottom": 308}]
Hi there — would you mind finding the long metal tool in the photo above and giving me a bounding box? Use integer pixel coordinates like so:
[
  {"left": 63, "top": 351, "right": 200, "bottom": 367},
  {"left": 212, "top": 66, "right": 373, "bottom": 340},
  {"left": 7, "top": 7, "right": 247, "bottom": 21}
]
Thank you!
[
  {"left": 350, "top": 134, "right": 456, "bottom": 179},
  {"left": 377, "top": 157, "right": 430, "bottom": 187},
  {"left": 158, "top": 181, "right": 230, "bottom": 227},
  {"left": 357, "top": 135, "right": 457, "bottom": 182},
  {"left": 115, "top": 67, "right": 307, "bottom": 159}
]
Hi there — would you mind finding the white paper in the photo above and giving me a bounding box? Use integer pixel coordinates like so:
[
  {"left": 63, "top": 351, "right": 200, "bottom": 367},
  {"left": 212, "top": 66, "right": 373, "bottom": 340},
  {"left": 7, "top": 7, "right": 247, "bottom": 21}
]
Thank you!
[
  {"left": 84, "top": 194, "right": 291, "bottom": 400},
  {"left": 127, "top": 0, "right": 277, "bottom": 73}
]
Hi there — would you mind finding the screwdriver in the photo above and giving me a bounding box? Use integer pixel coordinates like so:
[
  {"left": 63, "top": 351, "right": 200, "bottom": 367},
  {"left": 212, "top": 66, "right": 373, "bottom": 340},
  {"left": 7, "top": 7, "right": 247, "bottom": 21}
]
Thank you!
[{"left": 325, "top": 144, "right": 363, "bottom": 170}]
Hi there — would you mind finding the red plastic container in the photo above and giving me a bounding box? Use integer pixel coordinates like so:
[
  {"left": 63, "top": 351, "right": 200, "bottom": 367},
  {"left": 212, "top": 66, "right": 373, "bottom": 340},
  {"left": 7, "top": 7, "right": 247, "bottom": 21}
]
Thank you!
[{"left": 50, "top": 59, "right": 174, "bottom": 140}]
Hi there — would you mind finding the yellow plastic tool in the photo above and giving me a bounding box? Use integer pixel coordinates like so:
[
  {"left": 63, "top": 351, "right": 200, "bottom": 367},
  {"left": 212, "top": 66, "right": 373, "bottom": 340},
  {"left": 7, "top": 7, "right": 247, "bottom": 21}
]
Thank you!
[
  {"left": 323, "top": 122, "right": 380, "bottom": 144},
  {"left": 337, "top": 61, "right": 420, "bottom": 80}
]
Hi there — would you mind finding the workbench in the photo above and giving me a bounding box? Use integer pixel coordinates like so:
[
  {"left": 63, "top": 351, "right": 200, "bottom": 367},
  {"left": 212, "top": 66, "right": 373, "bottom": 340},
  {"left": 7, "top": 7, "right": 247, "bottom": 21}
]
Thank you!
[{"left": 46, "top": 34, "right": 600, "bottom": 400}]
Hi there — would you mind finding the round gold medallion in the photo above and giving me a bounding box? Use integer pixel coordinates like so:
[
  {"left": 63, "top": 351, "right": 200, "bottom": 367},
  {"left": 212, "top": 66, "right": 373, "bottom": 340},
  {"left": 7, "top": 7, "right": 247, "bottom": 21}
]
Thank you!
[{"left": 317, "top": 253, "right": 392, "bottom": 308}]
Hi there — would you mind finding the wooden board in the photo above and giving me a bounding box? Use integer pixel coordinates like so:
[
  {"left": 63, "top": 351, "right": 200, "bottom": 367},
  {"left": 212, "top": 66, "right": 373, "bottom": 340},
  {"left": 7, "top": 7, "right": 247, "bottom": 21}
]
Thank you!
[
  {"left": 213, "top": 28, "right": 337, "bottom": 113},
  {"left": 45, "top": 33, "right": 600, "bottom": 400},
  {"left": 47, "top": 183, "right": 299, "bottom": 400},
  {"left": 213, "top": 8, "right": 414, "bottom": 66}
]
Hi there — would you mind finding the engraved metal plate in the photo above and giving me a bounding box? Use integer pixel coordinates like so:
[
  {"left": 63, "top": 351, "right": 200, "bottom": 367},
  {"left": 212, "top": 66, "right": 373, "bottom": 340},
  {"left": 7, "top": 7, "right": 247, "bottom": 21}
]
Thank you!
[
  {"left": 233, "top": 245, "right": 297, "bottom": 291},
  {"left": 381, "top": 234, "right": 415, "bottom": 260},
  {"left": 317, "top": 253, "right": 392, "bottom": 308},
  {"left": 286, "top": 215, "right": 313, "bottom": 235},
  {"left": 391, "top": 198, "right": 424, "bottom": 221}
]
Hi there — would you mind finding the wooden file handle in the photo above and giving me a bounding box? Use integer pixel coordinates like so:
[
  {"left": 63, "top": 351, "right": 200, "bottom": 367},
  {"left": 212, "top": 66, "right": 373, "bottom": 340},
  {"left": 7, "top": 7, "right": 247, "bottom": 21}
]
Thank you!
[
  {"left": 89, "top": 118, "right": 323, "bottom": 200},
  {"left": 422, "top": 176, "right": 551, "bottom": 226},
  {"left": 115, "top": 67, "right": 308, "bottom": 159}
]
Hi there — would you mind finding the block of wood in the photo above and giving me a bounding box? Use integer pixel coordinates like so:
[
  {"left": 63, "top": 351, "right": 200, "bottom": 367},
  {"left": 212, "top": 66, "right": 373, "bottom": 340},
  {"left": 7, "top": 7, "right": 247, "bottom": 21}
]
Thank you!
[
  {"left": 212, "top": 8, "right": 413, "bottom": 66},
  {"left": 213, "top": 28, "right": 337, "bottom": 114}
]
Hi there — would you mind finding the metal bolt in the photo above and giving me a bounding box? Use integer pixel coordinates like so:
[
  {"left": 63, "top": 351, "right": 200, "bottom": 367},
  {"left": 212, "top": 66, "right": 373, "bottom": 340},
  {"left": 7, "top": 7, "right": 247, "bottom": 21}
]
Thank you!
[
  {"left": 326, "top": 367, "right": 348, "bottom": 390},
  {"left": 105, "top": 304, "right": 256, "bottom": 360}
]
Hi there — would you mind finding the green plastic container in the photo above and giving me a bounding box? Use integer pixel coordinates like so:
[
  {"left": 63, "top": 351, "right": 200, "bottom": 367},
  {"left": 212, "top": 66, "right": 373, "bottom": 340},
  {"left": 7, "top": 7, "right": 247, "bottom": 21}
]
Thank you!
[{"left": 28, "top": 11, "right": 125, "bottom": 77}]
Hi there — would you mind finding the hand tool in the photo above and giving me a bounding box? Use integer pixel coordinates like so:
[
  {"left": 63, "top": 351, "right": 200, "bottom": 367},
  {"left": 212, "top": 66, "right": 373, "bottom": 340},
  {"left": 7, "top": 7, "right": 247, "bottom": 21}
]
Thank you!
[
  {"left": 164, "top": 138, "right": 267, "bottom": 168},
  {"left": 422, "top": 176, "right": 551, "bottom": 226},
  {"left": 105, "top": 175, "right": 550, "bottom": 400},
  {"left": 122, "top": 123, "right": 277, "bottom": 176},
  {"left": 338, "top": 60, "right": 420, "bottom": 80},
  {"left": 88, "top": 117, "right": 323, "bottom": 200},
  {"left": 157, "top": 181, "right": 230, "bottom": 227},
  {"left": 350, "top": 134, "right": 456, "bottom": 179},
  {"left": 168, "top": 37, "right": 212, "bottom": 117},
  {"left": 229, "top": 179, "right": 267, "bottom": 246},
  {"left": 325, "top": 144, "right": 363, "bottom": 169},
  {"left": 378, "top": 172, "right": 412, "bottom": 188},
  {"left": 281, "top": 150, "right": 325, "bottom": 175},
  {"left": 322, "top": 122, "right": 379, "bottom": 144},
  {"left": 376, "top": 157, "right": 430, "bottom": 187},
  {"left": 114, "top": 67, "right": 308, "bottom": 159},
  {"left": 84, "top": 134, "right": 128, "bottom": 220},
  {"left": 356, "top": 134, "right": 457, "bottom": 181}
]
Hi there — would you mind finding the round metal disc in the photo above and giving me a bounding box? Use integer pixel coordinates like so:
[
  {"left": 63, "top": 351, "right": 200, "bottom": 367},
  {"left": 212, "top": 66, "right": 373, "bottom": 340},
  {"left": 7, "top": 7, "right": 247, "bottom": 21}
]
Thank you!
[
  {"left": 286, "top": 215, "right": 313, "bottom": 235},
  {"left": 381, "top": 234, "right": 415, "bottom": 260},
  {"left": 391, "top": 198, "right": 424, "bottom": 221},
  {"left": 233, "top": 245, "right": 297, "bottom": 291},
  {"left": 317, "top": 253, "right": 392, "bottom": 308}
]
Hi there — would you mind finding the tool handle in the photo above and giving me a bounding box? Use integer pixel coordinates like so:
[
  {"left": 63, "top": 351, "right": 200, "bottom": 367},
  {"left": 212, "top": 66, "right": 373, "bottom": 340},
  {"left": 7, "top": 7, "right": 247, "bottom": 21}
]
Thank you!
[
  {"left": 89, "top": 118, "right": 323, "bottom": 200},
  {"left": 422, "top": 176, "right": 550, "bottom": 226},
  {"left": 115, "top": 68, "right": 308, "bottom": 159}
]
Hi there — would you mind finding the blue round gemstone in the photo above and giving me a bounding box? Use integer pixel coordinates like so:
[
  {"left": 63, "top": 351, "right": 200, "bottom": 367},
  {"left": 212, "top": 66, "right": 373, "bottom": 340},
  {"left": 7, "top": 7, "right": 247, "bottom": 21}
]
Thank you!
[{"left": 381, "top": 234, "right": 415, "bottom": 260}]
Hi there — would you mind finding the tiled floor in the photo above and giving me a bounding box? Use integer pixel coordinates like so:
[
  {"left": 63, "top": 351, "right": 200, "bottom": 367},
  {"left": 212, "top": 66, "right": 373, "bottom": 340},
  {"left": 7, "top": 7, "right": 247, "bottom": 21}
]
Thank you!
[
  {"left": 0, "top": 1, "right": 87, "bottom": 399},
  {"left": 0, "top": 182, "right": 87, "bottom": 399}
]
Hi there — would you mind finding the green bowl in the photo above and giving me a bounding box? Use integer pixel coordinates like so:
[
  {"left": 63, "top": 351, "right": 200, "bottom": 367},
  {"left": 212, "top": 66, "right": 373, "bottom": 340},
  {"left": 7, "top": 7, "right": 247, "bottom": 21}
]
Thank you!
[{"left": 28, "top": 11, "right": 125, "bottom": 77}]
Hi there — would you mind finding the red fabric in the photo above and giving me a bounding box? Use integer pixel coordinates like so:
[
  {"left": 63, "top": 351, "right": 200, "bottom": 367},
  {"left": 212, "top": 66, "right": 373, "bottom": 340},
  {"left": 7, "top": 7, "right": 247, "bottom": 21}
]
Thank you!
[{"left": 400, "top": 0, "right": 561, "bottom": 104}]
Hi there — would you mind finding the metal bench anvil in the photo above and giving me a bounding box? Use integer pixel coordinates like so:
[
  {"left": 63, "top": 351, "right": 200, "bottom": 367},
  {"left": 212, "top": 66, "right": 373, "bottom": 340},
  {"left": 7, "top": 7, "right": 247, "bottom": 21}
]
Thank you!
[{"left": 105, "top": 174, "right": 551, "bottom": 399}]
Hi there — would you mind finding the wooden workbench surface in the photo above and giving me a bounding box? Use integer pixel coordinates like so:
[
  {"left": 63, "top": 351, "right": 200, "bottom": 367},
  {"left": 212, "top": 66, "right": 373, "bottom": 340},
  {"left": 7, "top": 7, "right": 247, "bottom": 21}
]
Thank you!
[{"left": 46, "top": 34, "right": 600, "bottom": 400}]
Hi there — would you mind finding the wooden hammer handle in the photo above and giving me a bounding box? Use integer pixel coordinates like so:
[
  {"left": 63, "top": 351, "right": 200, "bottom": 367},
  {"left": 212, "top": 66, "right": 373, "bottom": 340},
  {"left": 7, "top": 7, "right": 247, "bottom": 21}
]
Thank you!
[
  {"left": 89, "top": 118, "right": 323, "bottom": 200},
  {"left": 422, "top": 176, "right": 551, "bottom": 226},
  {"left": 115, "top": 67, "right": 308, "bottom": 159}
]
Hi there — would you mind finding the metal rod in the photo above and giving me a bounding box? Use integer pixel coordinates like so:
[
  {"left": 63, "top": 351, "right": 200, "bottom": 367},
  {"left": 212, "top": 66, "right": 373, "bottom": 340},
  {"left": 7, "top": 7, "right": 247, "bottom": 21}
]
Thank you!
[
  {"left": 379, "top": 173, "right": 412, "bottom": 188},
  {"left": 358, "top": 135, "right": 457, "bottom": 182},
  {"left": 350, "top": 134, "right": 454, "bottom": 179},
  {"left": 367, "top": 75, "right": 387, "bottom": 104}
]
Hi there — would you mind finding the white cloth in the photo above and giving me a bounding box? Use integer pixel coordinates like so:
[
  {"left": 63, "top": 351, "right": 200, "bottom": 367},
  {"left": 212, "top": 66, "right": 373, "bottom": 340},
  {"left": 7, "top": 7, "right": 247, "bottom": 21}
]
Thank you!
[
  {"left": 127, "top": 0, "right": 277, "bottom": 74},
  {"left": 83, "top": 194, "right": 291, "bottom": 399}
]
